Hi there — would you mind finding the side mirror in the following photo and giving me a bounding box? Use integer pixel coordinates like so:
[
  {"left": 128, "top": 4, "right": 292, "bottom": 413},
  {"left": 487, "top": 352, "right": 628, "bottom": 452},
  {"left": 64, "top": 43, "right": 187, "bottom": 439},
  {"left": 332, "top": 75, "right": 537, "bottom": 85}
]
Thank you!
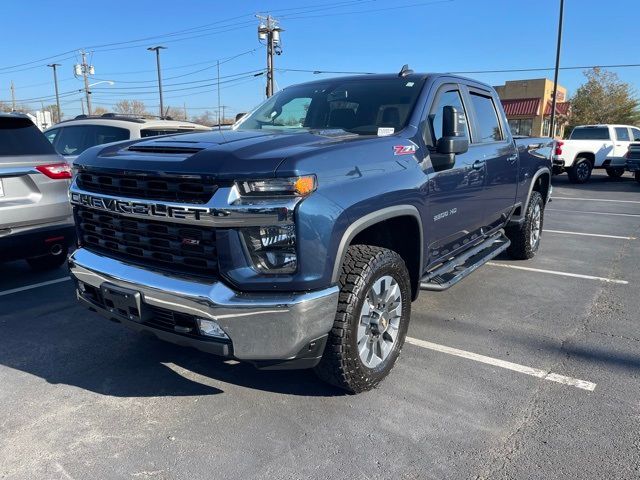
[
  {"left": 436, "top": 106, "right": 469, "bottom": 155},
  {"left": 235, "top": 112, "right": 247, "bottom": 122}
]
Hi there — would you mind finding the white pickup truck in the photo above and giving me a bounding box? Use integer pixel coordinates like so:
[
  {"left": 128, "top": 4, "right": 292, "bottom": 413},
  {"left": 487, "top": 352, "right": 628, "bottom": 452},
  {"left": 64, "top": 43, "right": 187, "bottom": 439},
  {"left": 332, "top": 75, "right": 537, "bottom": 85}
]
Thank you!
[{"left": 553, "top": 124, "right": 640, "bottom": 183}]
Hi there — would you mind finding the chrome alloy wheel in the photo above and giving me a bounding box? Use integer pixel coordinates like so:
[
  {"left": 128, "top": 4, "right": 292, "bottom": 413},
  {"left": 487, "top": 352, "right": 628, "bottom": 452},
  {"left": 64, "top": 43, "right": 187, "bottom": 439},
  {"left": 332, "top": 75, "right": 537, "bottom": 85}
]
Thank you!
[
  {"left": 357, "top": 275, "right": 403, "bottom": 369},
  {"left": 530, "top": 202, "right": 542, "bottom": 249}
]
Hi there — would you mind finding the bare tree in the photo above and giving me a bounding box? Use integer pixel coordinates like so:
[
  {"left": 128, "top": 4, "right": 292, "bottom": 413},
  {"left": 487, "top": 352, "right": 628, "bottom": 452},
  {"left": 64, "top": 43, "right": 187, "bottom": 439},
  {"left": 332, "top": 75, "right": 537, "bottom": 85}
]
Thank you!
[
  {"left": 92, "top": 106, "right": 109, "bottom": 116},
  {"left": 164, "top": 106, "right": 186, "bottom": 120},
  {"left": 43, "top": 104, "right": 63, "bottom": 123},
  {"left": 114, "top": 100, "right": 148, "bottom": 116},
  {"left": 190, "top": 110, "right": 216, "bottom": 126}
]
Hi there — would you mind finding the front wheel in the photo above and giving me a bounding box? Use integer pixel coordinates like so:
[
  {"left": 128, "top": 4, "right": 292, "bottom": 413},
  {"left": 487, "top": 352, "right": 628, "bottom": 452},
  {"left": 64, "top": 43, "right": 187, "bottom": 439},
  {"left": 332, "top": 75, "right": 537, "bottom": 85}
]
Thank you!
[
  {"left": 314, "top": 245, "right": 411, "bottom": 393},
  {"left": 568, "top": 158, "right": 593, "bottom": 184},
  {"left": 606, "top": 167, "right": 625, "bottom": 178},
  {"left": 506, "top": 191, "right": 544, "bottom": 260}
]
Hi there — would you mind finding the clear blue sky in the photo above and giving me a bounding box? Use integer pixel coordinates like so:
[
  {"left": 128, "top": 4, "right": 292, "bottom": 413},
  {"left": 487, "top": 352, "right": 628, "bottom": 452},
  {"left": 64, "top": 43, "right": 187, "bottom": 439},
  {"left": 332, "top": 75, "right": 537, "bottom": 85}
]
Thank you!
[{"left": 1, "top": 0, "right": 638, "bottom": 119}]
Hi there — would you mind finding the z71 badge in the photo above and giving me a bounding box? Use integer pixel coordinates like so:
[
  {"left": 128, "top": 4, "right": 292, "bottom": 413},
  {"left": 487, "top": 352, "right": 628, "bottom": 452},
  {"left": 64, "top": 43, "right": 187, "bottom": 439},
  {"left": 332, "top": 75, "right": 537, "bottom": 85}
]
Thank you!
[{"left": 393, "top": 145, "right": 417, "bottom": 156}]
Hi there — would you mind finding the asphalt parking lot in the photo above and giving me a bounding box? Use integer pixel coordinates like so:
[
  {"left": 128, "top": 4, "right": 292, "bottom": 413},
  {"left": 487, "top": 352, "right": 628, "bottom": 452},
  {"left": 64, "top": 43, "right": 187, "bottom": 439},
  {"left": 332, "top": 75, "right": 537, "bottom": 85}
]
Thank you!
[{"left": 1, "top": 171, "right": 639, "bottom": 480}]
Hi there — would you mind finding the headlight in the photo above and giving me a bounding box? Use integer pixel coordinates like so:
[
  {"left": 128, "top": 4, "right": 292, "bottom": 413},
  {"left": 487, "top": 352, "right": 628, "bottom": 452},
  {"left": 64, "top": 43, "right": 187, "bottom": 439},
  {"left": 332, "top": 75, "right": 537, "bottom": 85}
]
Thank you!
[
  {"left": 241, "top": 224, "right": 297, "bottom": 274},
  {"left": 236, "top": 175, "right": 316, "bottom": 197}
]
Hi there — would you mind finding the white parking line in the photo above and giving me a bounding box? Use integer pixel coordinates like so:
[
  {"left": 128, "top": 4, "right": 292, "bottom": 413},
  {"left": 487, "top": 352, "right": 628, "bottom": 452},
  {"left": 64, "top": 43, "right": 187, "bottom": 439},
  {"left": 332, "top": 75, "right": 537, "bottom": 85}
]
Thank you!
[
  {"left": 406, "top": 336, "right": 596, "bottom": 391},
  {"left": 552, "top": 196, "right": 640, "bottom": 205},
  {"left": 547, "top": 209, "right": 640, "bottom": 218},
  {"left": 544, "top": 229, "right": 636, "bottom": 240},
  {"left": 486, "top": 262, "right": 628, "bottom": 284},
  {"left": 0, "top": 277, "right": 72, "bottom": 297}
]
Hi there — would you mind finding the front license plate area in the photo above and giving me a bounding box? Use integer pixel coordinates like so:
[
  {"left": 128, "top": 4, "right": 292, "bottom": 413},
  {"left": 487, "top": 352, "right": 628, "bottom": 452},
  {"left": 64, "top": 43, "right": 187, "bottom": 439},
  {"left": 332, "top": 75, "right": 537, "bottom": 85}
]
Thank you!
[{"left": 100, "top": 283, "right": 147, "bottom": 322}]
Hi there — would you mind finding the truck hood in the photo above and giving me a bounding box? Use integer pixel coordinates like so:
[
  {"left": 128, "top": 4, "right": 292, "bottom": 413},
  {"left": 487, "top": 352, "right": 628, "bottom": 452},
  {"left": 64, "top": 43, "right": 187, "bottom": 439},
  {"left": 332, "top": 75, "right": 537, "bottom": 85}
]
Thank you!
[{"left": 73, "top": 129, "right": 373, "bottom": 179}]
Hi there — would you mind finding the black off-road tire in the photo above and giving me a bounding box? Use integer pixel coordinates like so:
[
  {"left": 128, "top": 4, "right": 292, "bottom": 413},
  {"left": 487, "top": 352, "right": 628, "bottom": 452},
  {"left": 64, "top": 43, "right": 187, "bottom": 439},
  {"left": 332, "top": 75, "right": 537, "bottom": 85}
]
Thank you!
[
  {"left": 606, "top": 167, "right": 625, "bottom": 178},
  {"left": 314, "top": 245, "right": 411, "bottom": 393},
  {"left": 506, "top": 191, "right": 544, "bottom": 260},
  {"left": 26, "top": 244, "right": 68, "bottom": 271},
  {"left": 567, "top": 157, "right": 593, "bottom": 184}
]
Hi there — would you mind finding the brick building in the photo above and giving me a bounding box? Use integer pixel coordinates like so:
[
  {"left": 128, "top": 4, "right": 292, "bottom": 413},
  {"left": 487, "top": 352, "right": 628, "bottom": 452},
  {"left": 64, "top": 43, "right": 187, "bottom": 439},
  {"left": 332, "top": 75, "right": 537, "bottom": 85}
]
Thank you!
[{"left": 494, "top": 78, "right": 570, "bottom": 138}]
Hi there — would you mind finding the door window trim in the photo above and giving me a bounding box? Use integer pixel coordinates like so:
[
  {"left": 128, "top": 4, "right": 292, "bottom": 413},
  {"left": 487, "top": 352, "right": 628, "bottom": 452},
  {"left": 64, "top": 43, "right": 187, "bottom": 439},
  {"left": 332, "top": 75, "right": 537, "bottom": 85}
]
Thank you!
[
  {"left": 423, "top": 83, "right": 474, "bottom": 146},
  {"left": 463, "top": 85, "right": 511, "bottom": 146}
]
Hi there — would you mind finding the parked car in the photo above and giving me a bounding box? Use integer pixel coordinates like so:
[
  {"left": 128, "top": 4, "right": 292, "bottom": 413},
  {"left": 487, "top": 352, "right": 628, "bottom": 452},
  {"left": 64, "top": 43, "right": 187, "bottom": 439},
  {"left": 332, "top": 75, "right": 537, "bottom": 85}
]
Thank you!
[
  {"left": 44, "top": 114, "right": 211, "bottom": 160},
  {"left": 67, "top": 70, "right": 552, "bottom": 392},
  {"left": 553, "top": 124, "right": 640, "bottom": 183},
  {"left": 625, "top": 143, "right": 640, "bottom": 183},
  {"left": 0, "top": 113, "right": 75, "bottom": 270}
]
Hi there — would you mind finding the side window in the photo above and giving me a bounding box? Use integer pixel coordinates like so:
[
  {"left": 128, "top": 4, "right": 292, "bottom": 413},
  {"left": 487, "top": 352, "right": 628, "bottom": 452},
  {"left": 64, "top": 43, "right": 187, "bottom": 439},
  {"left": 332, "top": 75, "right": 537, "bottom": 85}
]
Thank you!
[
  {"left": 632, "top": 128, "right": 640, "bottom": 141},
  {"left": 430, "top": 89, "right": 469, "bottom": 143},
  {"left": 469, "top": 93, "right": 503, "bottom": 142},
  {"left": 615, "top": 127, "right": 630, "bottom": 141}
]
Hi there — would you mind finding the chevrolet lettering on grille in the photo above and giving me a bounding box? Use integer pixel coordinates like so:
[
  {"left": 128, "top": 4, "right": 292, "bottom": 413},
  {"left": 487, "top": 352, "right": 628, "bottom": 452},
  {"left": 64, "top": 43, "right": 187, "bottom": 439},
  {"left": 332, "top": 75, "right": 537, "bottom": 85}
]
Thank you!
[{"left": 70, "top": 192, "right": 210, "bottom": 221}]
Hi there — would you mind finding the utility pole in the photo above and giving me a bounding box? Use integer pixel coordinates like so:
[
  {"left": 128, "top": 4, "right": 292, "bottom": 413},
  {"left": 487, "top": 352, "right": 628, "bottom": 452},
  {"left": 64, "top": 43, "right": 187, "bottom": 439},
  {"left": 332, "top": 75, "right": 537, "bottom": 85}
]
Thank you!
[
  {"left": 147, "top": 46, "right": 167, "bottom": 118},
  {"left": 220, "top": 105, "right": 228, "bottom": 124},
  {"left": 75, "top": 50, "right": 94, "bottom": 116},
  {"left": 80, "top": 98, "right": 85, "bottom": 115},
  {"left": 183, "top": 102, "right": 187, "bottom": 121},
  {"left": 257, "top": 15, "right": 283, "bottom": 97},
  {"left": 549, "top": 0, "right": 564, "bottom": 139},
  {"left": 10, "top": 81, "right": 16, "bottom": 111},
  {"left": 217, "top": 60, "right": 221, "bottom": 130},
  {"left": 47, "top": 63, "right": 62, "bottom": 122}
]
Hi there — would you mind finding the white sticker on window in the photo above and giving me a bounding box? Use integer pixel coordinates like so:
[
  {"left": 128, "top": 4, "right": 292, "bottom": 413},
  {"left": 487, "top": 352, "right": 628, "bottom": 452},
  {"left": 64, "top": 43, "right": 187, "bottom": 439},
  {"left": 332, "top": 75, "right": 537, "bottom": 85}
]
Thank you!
[
  {"left": 377, "top": 127, "right": 395, "bottom": 136},
  {"left": 406, "top": 82, "right": 415, "bottom": 87}
]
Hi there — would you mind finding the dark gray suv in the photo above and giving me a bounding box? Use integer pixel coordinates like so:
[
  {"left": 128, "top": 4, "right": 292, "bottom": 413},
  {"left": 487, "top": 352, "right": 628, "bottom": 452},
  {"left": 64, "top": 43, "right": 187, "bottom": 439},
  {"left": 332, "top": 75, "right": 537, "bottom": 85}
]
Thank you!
[{"left": 0, "top": 113, "right": 75, "bottom": 270}]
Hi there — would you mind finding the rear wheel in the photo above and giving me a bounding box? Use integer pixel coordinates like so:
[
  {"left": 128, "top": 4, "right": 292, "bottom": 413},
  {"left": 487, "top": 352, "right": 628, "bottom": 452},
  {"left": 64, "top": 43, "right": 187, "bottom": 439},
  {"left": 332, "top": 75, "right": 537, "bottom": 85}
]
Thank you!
[
  {"left": 606, "top": 167, "right": 625, "bottom": 178},
  {"left": 568, "top": 157, "right": 593, "bottom": 184},
  {"left": 26, "top": 244, "right": 68, "bottom": 271},
  {"left": 314, "top": 245, "right": 410, "bottom": 393},
  {"left": 506, "top": 191, "right": 544, "bottom": 260}
]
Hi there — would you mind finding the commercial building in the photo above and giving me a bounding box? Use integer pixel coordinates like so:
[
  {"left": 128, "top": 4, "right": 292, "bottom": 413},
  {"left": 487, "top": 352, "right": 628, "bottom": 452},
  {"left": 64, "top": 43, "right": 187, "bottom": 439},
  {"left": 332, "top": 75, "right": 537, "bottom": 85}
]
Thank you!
[{"left": 494, "top": 78, "right": 570, "bottom": 138}]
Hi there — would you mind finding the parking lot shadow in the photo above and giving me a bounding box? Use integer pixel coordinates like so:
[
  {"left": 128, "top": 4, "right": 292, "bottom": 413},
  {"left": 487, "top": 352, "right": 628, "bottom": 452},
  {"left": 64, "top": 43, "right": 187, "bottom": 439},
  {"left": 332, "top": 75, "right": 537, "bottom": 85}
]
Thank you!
[
  {"left": 0, "top": 304, "right": 345, "bottom": 398},
  {"left": 552, "top": 172, "right": 639, "bottom": 194}
]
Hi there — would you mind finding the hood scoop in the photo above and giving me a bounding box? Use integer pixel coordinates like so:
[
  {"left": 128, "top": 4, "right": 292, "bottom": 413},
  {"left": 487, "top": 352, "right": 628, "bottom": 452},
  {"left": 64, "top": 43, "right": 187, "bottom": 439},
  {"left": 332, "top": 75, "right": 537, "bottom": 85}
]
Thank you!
[{"left": 127, "top": 144, "right": 204, "bottom": 155}]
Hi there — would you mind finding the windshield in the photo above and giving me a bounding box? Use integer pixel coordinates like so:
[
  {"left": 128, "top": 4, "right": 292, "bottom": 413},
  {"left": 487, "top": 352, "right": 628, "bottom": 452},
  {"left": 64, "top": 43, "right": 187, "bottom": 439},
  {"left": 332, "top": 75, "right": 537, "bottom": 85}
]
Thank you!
[
  {"left": 236, "top": 77, "right": 426, "bottom": 135},
  {"left": 569, "top": 127, "right": 610, "bottom": 140}
]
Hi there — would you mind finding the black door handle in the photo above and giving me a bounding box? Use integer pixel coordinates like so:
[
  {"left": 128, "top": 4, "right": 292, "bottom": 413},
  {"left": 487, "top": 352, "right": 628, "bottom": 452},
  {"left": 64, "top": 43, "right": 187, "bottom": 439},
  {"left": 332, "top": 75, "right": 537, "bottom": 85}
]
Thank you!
[{"left": 472, "top": 160, "right": 485, "bottom": 170}]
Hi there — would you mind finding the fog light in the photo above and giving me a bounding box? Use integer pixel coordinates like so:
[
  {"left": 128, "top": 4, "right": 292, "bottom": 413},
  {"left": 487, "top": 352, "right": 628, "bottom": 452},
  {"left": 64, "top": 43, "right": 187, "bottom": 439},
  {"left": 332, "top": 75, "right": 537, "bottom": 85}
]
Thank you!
[{"left": 197, "top": 318, "right": 229, "bottom": 339}]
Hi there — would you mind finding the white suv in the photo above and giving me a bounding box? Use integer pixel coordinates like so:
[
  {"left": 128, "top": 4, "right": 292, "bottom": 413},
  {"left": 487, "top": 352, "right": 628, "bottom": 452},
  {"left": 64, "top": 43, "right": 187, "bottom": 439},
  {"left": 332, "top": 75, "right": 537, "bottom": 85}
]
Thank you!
[{"left": 44, "top": 114, "right": 211, "bottom": 160}]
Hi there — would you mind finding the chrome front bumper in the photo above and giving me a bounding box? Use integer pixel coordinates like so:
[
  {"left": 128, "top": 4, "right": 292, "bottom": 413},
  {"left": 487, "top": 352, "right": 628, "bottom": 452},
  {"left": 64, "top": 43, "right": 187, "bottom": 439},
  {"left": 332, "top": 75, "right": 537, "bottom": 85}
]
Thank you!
[{"left": 68, "top": 248, "right": 339, "bottom": 362}]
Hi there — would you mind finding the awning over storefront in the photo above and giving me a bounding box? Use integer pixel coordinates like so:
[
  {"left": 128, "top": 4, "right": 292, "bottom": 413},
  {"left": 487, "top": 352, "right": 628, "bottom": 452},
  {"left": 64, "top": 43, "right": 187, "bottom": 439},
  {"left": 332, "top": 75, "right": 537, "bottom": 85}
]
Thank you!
[
  {"left": 500, "top": 98, "right": 540, "bottom": 116},
  {"left": 544, "top": 101, "right": 570, "bottom": 115}
]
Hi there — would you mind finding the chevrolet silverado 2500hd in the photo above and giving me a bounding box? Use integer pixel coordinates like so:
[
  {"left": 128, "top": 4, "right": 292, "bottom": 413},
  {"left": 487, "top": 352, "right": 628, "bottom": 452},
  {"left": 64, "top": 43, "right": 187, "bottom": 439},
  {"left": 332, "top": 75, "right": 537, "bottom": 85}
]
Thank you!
[{"left": 68, "top": 70, "right": 552, "bottom": 393}]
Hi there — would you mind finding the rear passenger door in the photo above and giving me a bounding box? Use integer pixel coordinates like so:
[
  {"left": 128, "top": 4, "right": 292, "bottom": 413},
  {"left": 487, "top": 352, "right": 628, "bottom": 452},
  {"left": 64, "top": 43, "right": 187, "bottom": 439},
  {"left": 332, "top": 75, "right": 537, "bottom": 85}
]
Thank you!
[
  {"left": 613, "top": 127, "right": 632, "bottom": 159},
  {"left": 464, "top": 86, "right": 518, "bottom": 232}
]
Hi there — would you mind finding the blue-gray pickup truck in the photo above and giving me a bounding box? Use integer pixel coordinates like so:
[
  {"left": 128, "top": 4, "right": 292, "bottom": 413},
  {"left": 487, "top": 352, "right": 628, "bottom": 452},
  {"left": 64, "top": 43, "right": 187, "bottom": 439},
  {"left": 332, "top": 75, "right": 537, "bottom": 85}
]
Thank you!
[{"left": 68, "top": 69, "right": 552, "bottom": 392}]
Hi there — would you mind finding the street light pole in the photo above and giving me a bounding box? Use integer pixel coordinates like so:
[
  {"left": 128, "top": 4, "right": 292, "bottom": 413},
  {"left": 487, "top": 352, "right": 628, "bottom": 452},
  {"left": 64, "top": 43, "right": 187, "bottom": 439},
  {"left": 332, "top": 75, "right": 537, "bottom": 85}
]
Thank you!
[
  {"left": 549, "top": 0, "right": 564, "bottom": 138},
  {"left": 148, "top": 46, "right": 167, "bottom": 118},
  {"left": 47, "top": 63, "right": 62, "bottom": 122},
  {"left": 81, "top": 50, "right": 92, "bottom": 116}
]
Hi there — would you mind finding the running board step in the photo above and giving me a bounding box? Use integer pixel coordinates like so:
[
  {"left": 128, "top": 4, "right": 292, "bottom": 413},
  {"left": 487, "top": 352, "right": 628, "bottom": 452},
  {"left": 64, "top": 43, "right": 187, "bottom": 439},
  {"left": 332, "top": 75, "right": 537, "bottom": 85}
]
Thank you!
[{"left": 420, "top": 232, "right": 511, "bottom": 291}]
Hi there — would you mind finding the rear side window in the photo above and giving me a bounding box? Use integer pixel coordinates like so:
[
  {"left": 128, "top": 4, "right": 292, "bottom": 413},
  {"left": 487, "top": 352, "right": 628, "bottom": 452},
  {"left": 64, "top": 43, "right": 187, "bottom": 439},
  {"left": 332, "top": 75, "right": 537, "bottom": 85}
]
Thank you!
[
  {"left": 615, "top": 127, "right": 630, "bottom": 141},
  {"left": 632, "top": 128, "right": 640, "bottom": 141},
  {"left": 469, "top": 93, "right": 503, "bottom": 142},
  {"left": 0, "top": 117, "right": 56, "bottom": 156},
  {"left": 48, "top": 125, "right": 129, "bottom": 156},
  {"left": 569, "top": 127, "right": 610, "bottom": 140}
]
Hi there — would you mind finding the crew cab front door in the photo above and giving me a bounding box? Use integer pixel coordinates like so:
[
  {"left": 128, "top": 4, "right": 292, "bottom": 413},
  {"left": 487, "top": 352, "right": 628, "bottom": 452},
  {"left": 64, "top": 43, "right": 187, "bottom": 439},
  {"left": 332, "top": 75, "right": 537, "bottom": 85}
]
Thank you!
[{"left": 424, "top": 84, "right": 486, "bottom": 262}]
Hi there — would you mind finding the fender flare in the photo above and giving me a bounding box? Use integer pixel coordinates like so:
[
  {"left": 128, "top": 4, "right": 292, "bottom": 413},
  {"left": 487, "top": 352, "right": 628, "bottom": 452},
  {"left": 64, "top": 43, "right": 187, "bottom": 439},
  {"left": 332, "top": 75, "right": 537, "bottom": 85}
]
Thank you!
[
  {"left": 512, "top": 167, "right": 551, "bottom": 223},
  {"left": 331, "top": 205, "right": 424, "bottom": 284}
]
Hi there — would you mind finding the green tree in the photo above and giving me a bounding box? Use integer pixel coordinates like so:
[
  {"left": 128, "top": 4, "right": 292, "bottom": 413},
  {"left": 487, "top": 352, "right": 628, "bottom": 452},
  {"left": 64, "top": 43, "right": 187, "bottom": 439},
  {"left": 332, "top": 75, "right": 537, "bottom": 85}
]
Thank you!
[{"left": 567, "top": 68, "right": 640, "bottom": 135}]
